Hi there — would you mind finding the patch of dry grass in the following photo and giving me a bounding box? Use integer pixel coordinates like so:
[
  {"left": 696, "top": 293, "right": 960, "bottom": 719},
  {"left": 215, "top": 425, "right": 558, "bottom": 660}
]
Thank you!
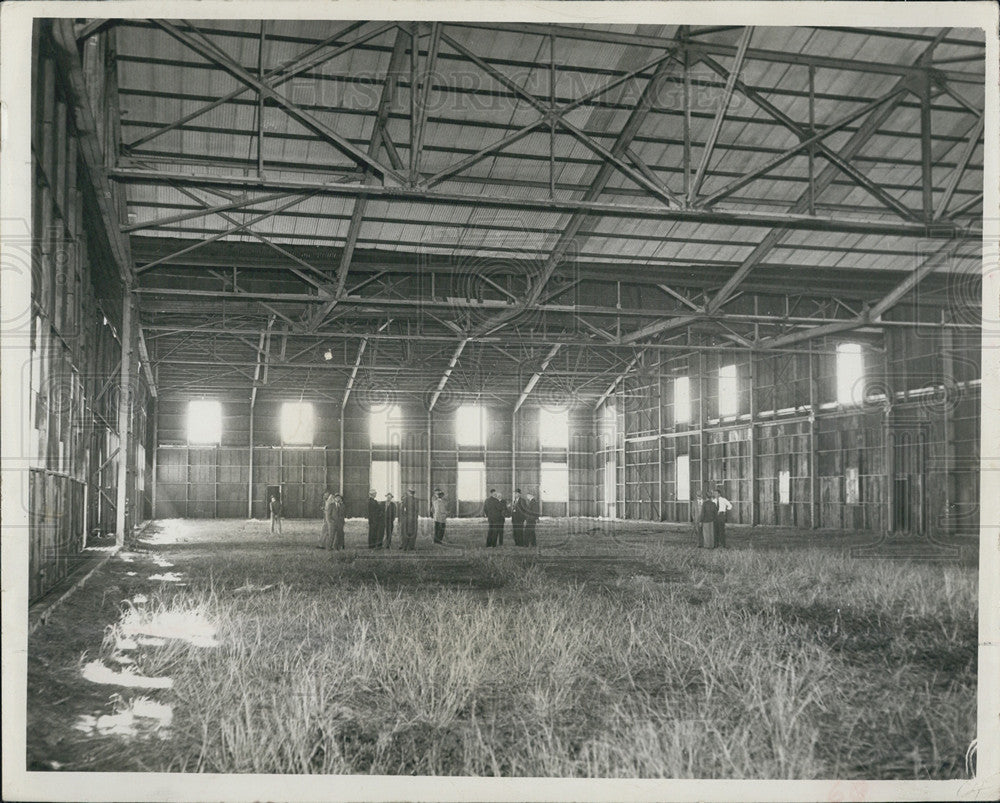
[{"left": 29, "top": 521, "right": 977, "bottom": 778}]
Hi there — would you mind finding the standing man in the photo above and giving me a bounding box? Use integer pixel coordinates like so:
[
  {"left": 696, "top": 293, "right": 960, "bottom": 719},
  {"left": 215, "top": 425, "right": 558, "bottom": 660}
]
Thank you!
[
  {"left": 330, "top": 493, "right": 346, "bottom": 550},
  {"left": 318, "top": 491, "right": 333, "bottom": 549},
  {"left": 483, "top": 489, "right": 507, "bottom": 548},
  {"left": 692, "top": 491, "right": 704, "bottom": 547},
  {"left": 522, "top": 491, "right": 540, "bottom": 547},
  {"left": 431, "top": 489, "right": 449, "bottom": 544},
  {"left": 399, "top": 488, "right": 419, "bottom": 551},
  {"left": 382, "top": 492, "right": 397, "bottom": 549},
  {"left": 510, "top": 488, "right": 526, "bottom": 546},
  {"left": 700, "top": 488, "right": 719, "bottom": 549},
  {"left": 367, "top": 489, "right": 384, "bottom": 549},
  {"left": 269, "top": 493, "right": 283, "bottom": 535},
  {"left": 714, "top": 487, "right": 732, "bottom": 548}
]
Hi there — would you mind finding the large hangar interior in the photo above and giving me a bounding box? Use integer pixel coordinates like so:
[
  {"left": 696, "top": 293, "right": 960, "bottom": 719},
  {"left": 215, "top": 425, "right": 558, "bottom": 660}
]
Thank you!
[{"left": 11, "top": 12, "right": 991, "bottom": 784}]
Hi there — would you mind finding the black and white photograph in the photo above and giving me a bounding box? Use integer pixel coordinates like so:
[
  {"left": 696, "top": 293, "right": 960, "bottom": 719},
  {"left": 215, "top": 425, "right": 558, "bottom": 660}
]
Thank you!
[{"left": 1, "top": 2, "right": 998, "bottom": 801}]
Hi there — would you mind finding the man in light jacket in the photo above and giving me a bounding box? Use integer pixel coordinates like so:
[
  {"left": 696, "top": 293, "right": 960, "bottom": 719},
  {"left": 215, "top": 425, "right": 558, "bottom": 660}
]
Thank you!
[
  {"left": 713, "top": 487, "right": 732, "bottom": 548},
  {"left": 431, "top": 489, "right": 448, "bottom": 543}
]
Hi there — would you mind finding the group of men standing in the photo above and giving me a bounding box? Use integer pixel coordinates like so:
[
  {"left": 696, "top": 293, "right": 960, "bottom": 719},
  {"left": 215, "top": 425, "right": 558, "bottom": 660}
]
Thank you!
[
  {"left": 366, "top": 488, "right": 420, "bottom": 550},
  {"left": 483, "top": 488, "right": 540, "bottom": 548},
  {"left": 694, "top": 487, "right": 733, "bottom": 549}
]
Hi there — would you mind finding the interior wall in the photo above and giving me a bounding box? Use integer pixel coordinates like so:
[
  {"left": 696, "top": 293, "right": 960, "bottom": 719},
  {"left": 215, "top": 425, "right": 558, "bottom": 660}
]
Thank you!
[
  {"left": 28, "top": 22, "right": 150, "bottom": 603},
  {"left": 605, "top": 324, "right": 980, "bottom": 535},
  {"left": 153, "top": 398, "right": 595, "bottom": 520}
]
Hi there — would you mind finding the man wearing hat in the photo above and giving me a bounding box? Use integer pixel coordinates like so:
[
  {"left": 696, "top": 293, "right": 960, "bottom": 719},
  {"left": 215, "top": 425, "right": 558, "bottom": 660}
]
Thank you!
[
  {"left": 483, "top": 488, "right": 508, "bottom": 548},
  {"left": 431, "top": 489, "right": 449, "bottom": 544},
  {"left": 382, "top": 492, "right": 397, "bottom": 549},
  {"left": 399, "top": 488, "right": 419, "bottom": 551},
  {"left": 510, "top": 488, "right": 526, "bottom": 546},
  {"left": 330, "top": 493, "right": 346, "bottom": 551},
  {"left": 367, "top": 489, "right": 384, "bottom": 549}
]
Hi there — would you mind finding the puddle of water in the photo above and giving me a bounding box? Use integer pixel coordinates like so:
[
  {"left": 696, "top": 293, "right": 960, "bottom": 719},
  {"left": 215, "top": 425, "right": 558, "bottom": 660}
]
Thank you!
[
  {"left": 122, "top": 610, "right": 219, "bottom": 648},
  {"left": 149, "top": 572, "right": 184, "bottom": 582},
  {"left": 81, "top": 660, "right": 173, "bottom": 689},
  {"left": 74, "top": 697, "right": 173, "bottom": 738},
  {"left": 150, "top": 556, "right": 174, "bottom": 568}
]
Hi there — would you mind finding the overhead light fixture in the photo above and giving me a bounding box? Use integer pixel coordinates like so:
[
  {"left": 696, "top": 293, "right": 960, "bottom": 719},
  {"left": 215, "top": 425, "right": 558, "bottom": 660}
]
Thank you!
[{"left": 323, "top": 349, "right": 333, "bottom": 361}]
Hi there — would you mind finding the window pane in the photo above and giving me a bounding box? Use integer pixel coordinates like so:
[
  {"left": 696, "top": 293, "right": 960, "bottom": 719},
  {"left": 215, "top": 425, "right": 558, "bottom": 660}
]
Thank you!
[
  {"left": 719, "top": 364, "right": 738, "bottom": 417},
  {"left": 538, "top": 408, "right": 569, "bottom": 449},
  {"left": 540, "top": 461, "right": 569, "bottom": 503},
  {"left": 837, "top": 343, "right": 864, "bottom": 406},
  {"left": 281, "top": 402, "right": 314, "bottom": 444},
  {"left": 188, "top": 400, "right": 222, "bottom": 444},
  {"left": 457, "top": 461, "right": 486, "bottom": 502},
  {"left": 676, "top": 454, "right": 690, "bottom": 501},
  {"left": 674, "top": 376, "right": 690, "bottom": 424},
  {"left": 370, "top": 404, "right": 402, "bottom": 445},
  {"left": 779, "top": 469, "right": 791, "bottom": 504},
  {"left": 370, "top": 459, "right": 400, "bottom": 499},
  {"left": 456, "top": 405, "right": 487, "bottom": 447}
]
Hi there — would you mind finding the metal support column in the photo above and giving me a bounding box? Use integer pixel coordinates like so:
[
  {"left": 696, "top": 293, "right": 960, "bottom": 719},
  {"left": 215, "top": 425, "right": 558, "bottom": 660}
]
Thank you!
[
  {"left": 247, "top": 396, "right": 255, "bottom": 518},
  {"left": 808, "top": 341, "right": 819, "bottom": 529},
  {"left": 115, "top": 291, "right": 133, "bottom": 546},
  {"left": 748, "top": 355, "right": 757, "bottom": 526},
  {"left": 941, "top": 316, "right": 954, "bottom": 533},
  {"left": 511, "top": 407, "right": 518, "bottom": 492},
  {"left": 339, "top": 405, "right": 346, "bottom": 495},
  {"left": 656, "top": 371, "right": 663, "bottom": 521}
]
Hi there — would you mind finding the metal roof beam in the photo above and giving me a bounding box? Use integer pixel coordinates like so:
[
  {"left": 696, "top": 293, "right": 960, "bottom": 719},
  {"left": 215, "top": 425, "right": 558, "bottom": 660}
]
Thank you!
[
  {"left": 594, "top": 351, "right": 646, "bottom": 410},
  {"left": 690, "top": 27, "right": 753, "bottom": 202},
  {"left": 155, "top": 20, "right": 406, "bottom": 183},
  {"left": 110, "top": 169, "right": 975, "bottom": 239},
  {"left": 305, "top": 27, "right": 411, "bottom": 332},
  {"left": 428, "top": 339, "right": 468, "bottom": 411},
  {"left": 124, "top": 21, "right": 373, "bottom": 150},
  {"left": 514, "top": 344, "right": 562, "bottom": 412},
  {"left": 935, "top": 114, "right": 984, "bottom": 220}
]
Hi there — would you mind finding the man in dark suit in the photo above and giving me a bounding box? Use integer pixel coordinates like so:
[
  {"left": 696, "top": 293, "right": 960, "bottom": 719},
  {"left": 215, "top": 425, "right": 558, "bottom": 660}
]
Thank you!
[
  {"left": 367, "top": 489, "right": 384, "bottom": 549},
  {"left": 382, "top": 492, "right": 397, "bottom": 549},
  {"left": 522, "top": 491, "right": 540, "bottom": 547},
  {"left": 483, "top": 488, "right": 507, "bottom": 548},
  {"left": 399, "top": 488, "right": 419, "bottom": 550},
  {"left": 510, "top": 488, "right": 526, "bottom": 546}
]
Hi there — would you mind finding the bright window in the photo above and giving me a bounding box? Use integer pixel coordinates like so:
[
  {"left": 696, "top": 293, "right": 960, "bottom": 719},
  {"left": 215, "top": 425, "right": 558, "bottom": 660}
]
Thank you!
[
  {"left": 457, "top": 461, "right": 486, "bottom": 502},
  {"left": 280, "top": 402, "right": 314, "bottom": 445},
  {"left": 540, "top": 461, "right": 569, "bottom": 503},
  {"left": 718, "top": 364, "right": 738, "bottom": 417},
  {"left": 188, "top": 400, "right": 222, "bottom": 444},
  {"left": 674, "top": 376, "right": 691, "bottom": 424},
  {"left": 837, "top": 343, "right": 864, "bottom": 406},
  {"left": 604, "top": 453, "right": 617, "bottom": 516},
  {"left": 456, "top": 404, "right": 487, "bottom": 447},
  {"left": 370, "top": 404, "right": 402, "bottom": 445},
  {"left": 676, "top": 454, "right": 690, "bottom": 501},
  {"left": 539, "top": 408, "right": 569, "bottom": 449},
  {"left": 779, "top": 469, "right": 791, "bottom": 504},
  {"left": 370, "top": 459, "right": 400, "bottom": 499}
]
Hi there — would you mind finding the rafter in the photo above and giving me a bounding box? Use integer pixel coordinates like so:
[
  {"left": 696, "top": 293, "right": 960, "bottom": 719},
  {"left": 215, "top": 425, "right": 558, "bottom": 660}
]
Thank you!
[
  {"left": 514, "top": 344, "right": 562, "bottom": 412},
  {"left": 427, "top": 339, "right": 469, "bottom": 411},
  {"left": 154, "top": 20, "right": 406, "bottom": 183}
]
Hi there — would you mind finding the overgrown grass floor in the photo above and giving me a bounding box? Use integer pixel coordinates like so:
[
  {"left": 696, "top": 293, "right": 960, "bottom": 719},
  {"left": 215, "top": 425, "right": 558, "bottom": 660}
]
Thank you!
[{"left": 27, "top": 518, "right": 977, "bottom": 778}]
